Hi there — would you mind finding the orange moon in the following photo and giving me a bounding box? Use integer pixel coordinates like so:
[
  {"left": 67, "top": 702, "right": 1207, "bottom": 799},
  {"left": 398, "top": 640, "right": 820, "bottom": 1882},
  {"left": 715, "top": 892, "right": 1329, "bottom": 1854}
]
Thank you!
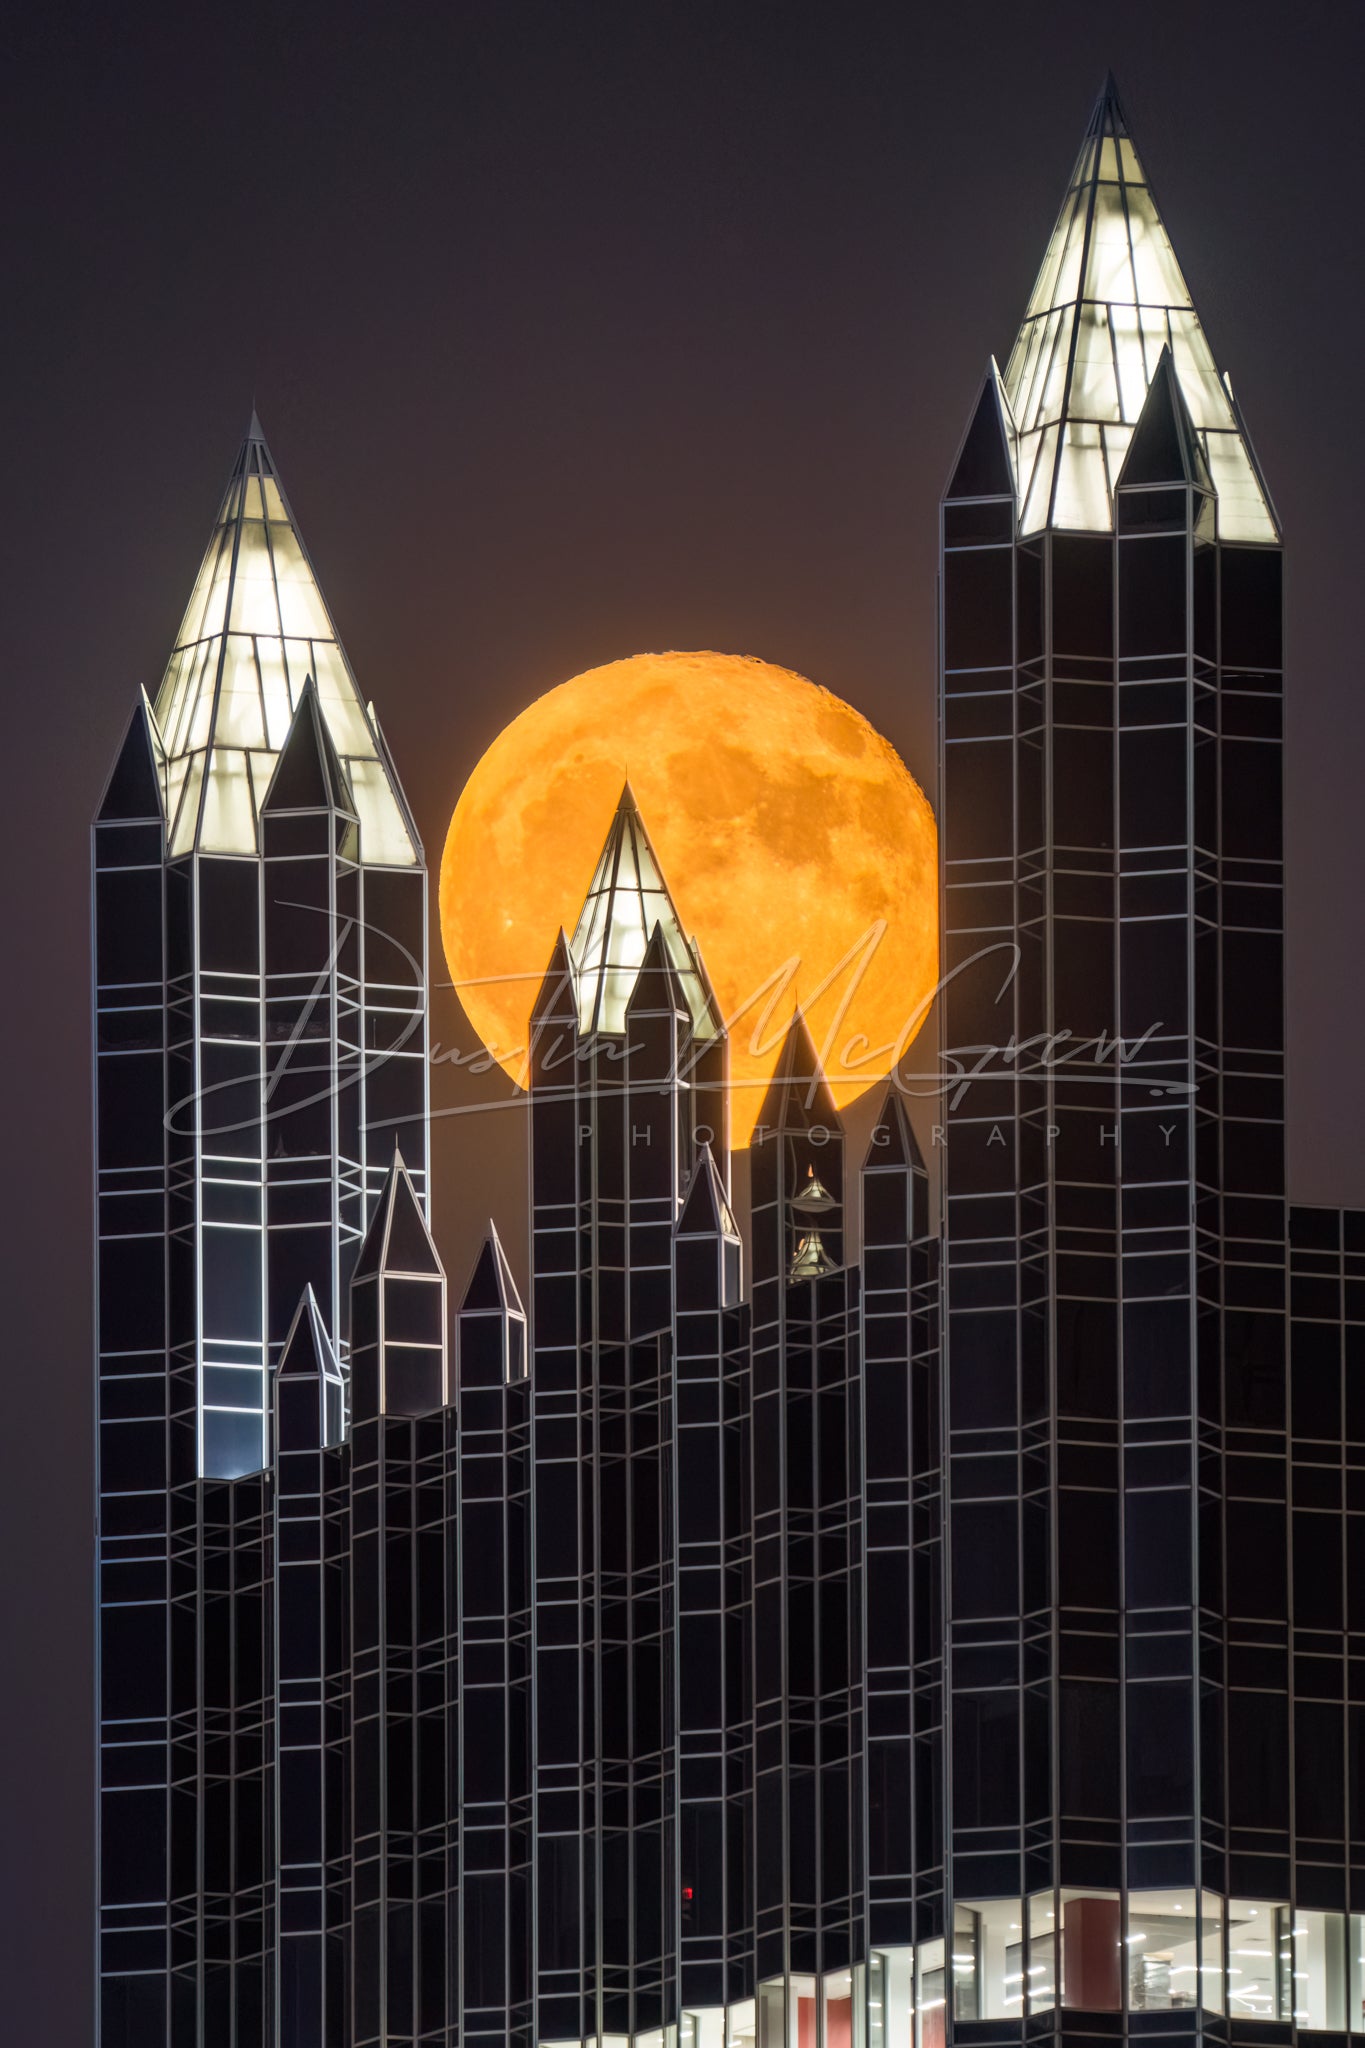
[{"left": 438, "top": 651, "right": 938, "bottom": 1145}]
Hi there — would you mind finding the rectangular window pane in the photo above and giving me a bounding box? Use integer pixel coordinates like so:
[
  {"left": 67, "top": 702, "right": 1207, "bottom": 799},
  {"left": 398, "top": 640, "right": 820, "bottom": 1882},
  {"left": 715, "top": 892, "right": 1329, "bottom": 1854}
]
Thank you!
[
  {"left": 872, "top": 1949, "right": 913, "bottom": 2048},
  {"left": 916, "top": 1937, "right": 946, "bottom": 2048},
  {"left": 1126, "top": 1888, "right": 1200, "bottom": 2012},
  {"left": 1349, "top": 1914, "right": 1365, "bottom": 2034},
  {"left": 1028, "top": 1891, "right": 1057, "bottom": 2013},
  {"left": 1200, "top": 1893, "right": 1225, "bottom": 2014},
  {"left": 1294, "top": 1910, "right": 1347, "bottom": 2030},
  {"left": 1227, "top": 1900, "right": 1291, "bottom": 2021}
]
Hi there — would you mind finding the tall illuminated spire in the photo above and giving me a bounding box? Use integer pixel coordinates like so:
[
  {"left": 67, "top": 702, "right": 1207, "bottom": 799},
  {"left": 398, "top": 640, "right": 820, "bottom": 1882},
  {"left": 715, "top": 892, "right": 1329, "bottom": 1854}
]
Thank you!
[
  {"left": 568, "top": 784, "right": 719, "bottom": 1040},
  {"left": 1002, "top": 74, "right": 1277, "bottom": 541},
  {"left": 152, "top": 412, "right": 419, "bottom": 862}
]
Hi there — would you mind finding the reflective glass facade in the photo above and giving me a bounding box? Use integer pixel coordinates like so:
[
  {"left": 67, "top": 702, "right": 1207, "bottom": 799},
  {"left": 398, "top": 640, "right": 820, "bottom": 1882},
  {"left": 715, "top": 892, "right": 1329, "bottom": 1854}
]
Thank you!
[{"left": 94, "top": 75, "right": 1363, "bottom": 2048}]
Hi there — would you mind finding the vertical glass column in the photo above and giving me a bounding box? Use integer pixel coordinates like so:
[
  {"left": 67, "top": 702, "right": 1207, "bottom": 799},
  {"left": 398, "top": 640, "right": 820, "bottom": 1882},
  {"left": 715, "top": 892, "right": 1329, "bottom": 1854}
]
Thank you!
[
  {"left": 869, "top": 1949, "right": 912, "bottom": 2047},
  {"left": 1225, "top": 1899, "right": 1291, "bottom": 2020},
  {"left": 1026, "top": 1892, "right": 1055, "bottom": 2011},
  {"left": 914, "top": 1937, "right": 945, "bottom": 2048},
  {"left": 1294, "top": 1910, "right": 1348, "bottom": 2028}
]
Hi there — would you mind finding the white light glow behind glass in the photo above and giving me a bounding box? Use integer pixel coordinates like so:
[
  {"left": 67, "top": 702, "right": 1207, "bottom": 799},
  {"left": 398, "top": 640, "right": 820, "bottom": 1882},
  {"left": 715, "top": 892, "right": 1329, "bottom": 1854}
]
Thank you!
[
  {"left": 152, "top": 445, "right": 418, "bottom": 864},
  {"left": 570, "top": 808, "right": 716, "bottom": 1040},
  {"left": 1004, "top": 118, "right": 1277, "bottom": 541}
]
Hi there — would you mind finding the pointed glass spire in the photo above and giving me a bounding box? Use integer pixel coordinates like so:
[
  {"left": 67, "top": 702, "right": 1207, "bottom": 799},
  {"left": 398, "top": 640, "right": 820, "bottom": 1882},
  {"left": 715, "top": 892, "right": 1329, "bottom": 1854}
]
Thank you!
[
  {"left": 152, "top": 413, "right": 419, "bottom": 863},
  {"left": 569, "top": 786, "right": 718, "bottom": 1041},
  {"left": 277, "top": 1284, "right": 345, "bottom": 1450},
  {"left": 460, "top": 1222, "right": 524, "bottom": 1315},
  {"left": 278, "top": 1282, "right": 341, "bottom": 1378},
  {"left": 98, "top": 689, "right": 166, "bottom": 823},
  {"left": 457, "top": 1223, "right": 527, "bottom": 1385},
  {"left": 677, "top": 1143, "right": 740, "bottom": 1240},
  {"left": 352, "top": 1147, "right": 442, "bottom": 1280},
  {"left": 261, "top": 675, "right": 356, "bottom": 815},
  {"left": 1116, "top": 342, "right": 1214, "bottom": 492},
  {"left": 758, "top": 1010, "right": 840, "bottom": 1134},
  {"left": 946, "top": 361, "right": 1018, "bottom": 500},
  {"left": 863, "top": 1087, "right": 926, "bottom": 1173},
  {"left": 1003, "top": 76, "right": 1276, "bottom": 542}
]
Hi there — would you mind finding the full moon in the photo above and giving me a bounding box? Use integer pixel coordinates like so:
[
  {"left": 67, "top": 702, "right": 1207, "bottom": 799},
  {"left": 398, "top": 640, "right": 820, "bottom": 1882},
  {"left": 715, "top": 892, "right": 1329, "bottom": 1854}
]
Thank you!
[{"left": 439, "top": 651, "right": 938, "bottom": 1145}]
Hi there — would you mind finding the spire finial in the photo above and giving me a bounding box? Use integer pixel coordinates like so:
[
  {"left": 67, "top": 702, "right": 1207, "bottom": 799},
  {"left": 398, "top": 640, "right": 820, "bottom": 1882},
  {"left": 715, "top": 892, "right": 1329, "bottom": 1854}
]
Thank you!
[{"left": 1087, "top": 70, "right": 1124, "bottom": 134}]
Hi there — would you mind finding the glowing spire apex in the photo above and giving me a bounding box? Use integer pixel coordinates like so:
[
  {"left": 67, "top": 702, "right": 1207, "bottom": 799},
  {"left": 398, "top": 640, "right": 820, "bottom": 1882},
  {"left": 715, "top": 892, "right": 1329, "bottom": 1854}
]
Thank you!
[
  {"left": 150, "top": 418, "right": 419, "bottom": 863},
  {"left": 567, "top": 789, "right": 718, "bottom": 1041},
  {"left": 1000, "top": 76, "right": 1276, "bottom": 542}
]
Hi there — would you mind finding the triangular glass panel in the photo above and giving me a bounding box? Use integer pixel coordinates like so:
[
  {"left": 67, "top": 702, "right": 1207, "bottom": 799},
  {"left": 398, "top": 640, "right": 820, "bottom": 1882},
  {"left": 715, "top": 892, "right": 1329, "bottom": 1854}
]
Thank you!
[
  {"left": 677, "top": 1145, "right": 738, "bottom": 1239},
  {"left": 757, "top": 1011, "right": 840, "bottom": 1134},
  {"left": 98, "top": 692, "right": 165, "bottom": 822},
  {"left": 570, "top": 789, "right": 718, "bottom": 1040},
  {"left": 530, "top": 929, "right": 578, "bottom": 1030},
  {"left": 625, "top": 922, "right": 690, "bottom": 1018},
  {"left": 382, "top": 1162, "right": 444, "bottom": 1277},
  {"left": 946, "top": 368, "right": 1017, "bottom": 499},
  {"left": 460, "top": 1225, "right": 524, "bottom": 1315},
  {"left": 278, "top": 1285, "right": 338, "bottom": 1378},
  {"left": 863, "top": 1088, "right": 925, "bottom": 1172},
  {"left": 262, "top": 679, "right": 354, "bottom": 814},
  {"left": 1117, "top": 345, "right": 1212, "bottom": 491}
]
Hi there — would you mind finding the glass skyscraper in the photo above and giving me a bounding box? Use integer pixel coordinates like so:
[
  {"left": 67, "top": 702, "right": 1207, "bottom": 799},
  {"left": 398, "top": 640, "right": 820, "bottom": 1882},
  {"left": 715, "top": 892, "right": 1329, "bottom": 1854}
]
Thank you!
[{"left": 94, "top": 76, "right": 1363, "bottom": 2048}]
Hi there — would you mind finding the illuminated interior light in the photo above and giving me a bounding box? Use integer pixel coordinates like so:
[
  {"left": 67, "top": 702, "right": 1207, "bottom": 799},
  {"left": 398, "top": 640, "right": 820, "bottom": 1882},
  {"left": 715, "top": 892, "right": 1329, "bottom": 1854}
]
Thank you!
[{"left": 152, "top": 422, "right": 417, "bottom": 865}]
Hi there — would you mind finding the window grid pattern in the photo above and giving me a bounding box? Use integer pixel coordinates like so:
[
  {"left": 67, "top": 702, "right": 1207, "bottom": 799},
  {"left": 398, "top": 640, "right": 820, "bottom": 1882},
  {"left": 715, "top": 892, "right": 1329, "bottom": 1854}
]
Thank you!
[{"left": 96, "top": 80, "right": 1365, "bottom": 2048}]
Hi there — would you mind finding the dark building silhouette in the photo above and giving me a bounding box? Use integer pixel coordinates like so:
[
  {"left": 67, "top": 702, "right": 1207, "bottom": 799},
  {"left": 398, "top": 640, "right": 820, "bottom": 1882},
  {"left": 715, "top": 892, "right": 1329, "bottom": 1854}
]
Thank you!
[{"left": 93, "top": 75, "right": 1365, "bottom": 2048}]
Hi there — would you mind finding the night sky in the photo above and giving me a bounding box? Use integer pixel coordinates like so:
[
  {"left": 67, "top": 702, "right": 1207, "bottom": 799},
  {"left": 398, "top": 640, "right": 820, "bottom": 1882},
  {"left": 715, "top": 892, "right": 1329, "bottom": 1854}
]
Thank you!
[{"left": 4, "top": 2, "right": 1363, "bottom": 2031}]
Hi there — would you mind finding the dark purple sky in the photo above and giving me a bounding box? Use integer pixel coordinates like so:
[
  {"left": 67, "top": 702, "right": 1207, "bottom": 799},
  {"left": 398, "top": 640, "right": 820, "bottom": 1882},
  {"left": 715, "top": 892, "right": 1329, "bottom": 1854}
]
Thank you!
[{"left": 4, "top": 2, "right": 1362, "bottom": 2031}]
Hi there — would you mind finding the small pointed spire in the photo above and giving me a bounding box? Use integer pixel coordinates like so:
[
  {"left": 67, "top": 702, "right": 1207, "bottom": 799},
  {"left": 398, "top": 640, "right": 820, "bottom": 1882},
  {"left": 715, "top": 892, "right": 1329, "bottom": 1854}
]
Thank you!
[
  {"left": 276, "top": 1285, "right": 345, "bottom": 1449},
  {"left": 460, "top": 1222, "right": 525, "bottom": 1316},
  {"left": 624, "top": 920, "right": 692, "bottom": 1021},
  {"left": 757, "top": 1010, "right": 840, "bottom": 1135},
  {"left": 278, "top": 1284, "right": 339, "bottom": 1377},
  {"left": 1115, "top": 343, "right": 1213, "bottom": 492},
  {"left": 97, "top": 689, "right": 166, "bottom": 823},
  {"left": 568, "top": 792, "right": 717, "bottom": 1040},
  {"left": 349, "top": 1148, "right": 447, "bottom": 1418},
  {"left": 945, "top": 360, "right": 1017, "bottom": 501},
  {"left": 457, "top": 1222, "right": 526, "bottom": 1385},
  {"left": 677, "top": 1143, "right": 740, "bottom": 1239},
  {"left": 353, "top": 1148, "right": 443, "bottom": 1281},
  {"left": 1087, "top": 71, "right": 1126, "bottom": 135},
  {"left": 261, "top": 675, "right": 355, "bottom": 815},
  {"left": 530, "top": 928, "right": 578, "bottom": 1031},
  {"left": 862, "top": 1088, "right": 926, "bottom": 1173}
]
